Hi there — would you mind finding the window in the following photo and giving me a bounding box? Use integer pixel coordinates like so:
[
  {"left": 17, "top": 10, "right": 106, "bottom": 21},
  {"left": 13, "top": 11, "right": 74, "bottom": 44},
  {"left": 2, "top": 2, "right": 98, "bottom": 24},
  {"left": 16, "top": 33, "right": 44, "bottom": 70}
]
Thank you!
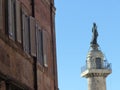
[
  {"left": 22, "top": 10, "right": 30, "bottom": 54},
  {"left": 15, "top": 0, "right": 22, "bottom": 43},
  {"left": 8, "top": 0, "right": 16, "bottom": 40},
  {"left": 8, "top": 0, "right": 30, "bottom": 53},
  {"left": 96, "top": 58, "right": 102, "bottom": 69},
  {"left": 8, "top": 0, "right": 22, "bottom": 42},
  {"left": 30, "top": 16, "right": 36, "bottom": 57},
  {"left": 36, "top": 25, "right": 48, "bottom": 67},
  {"left": 36, "top": 25, "right": 43, "bottom": 65},
  {"left": 7, "top": 0, "right": 48, "bottom": 67}
]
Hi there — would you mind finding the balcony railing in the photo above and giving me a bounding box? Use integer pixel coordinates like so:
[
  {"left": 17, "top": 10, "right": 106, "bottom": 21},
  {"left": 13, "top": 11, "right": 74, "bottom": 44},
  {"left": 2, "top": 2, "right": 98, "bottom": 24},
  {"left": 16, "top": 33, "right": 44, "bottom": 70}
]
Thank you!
[{"left": 81, "top": 61, "right": 112, "bottom": 73}]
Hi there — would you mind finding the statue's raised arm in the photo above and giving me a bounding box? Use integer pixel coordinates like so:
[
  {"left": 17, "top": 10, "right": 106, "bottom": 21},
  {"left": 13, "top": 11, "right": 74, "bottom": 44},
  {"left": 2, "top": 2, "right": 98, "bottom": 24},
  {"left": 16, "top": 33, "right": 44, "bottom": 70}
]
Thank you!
[{"left": 91, "top": 23, "right": 98, "bottom": 45}]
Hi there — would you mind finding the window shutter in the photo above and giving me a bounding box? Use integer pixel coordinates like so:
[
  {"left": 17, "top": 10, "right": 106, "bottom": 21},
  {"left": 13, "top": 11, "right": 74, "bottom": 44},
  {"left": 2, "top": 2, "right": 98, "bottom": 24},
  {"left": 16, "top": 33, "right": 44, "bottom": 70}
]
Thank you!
[
  {"left": 25, "top": 16, "right": 30, "bottom": 53},
  {"left": 30, "top": 16, "right": 36, "bottom": 57},
  {"left": 22, "top": 11, "right": 30, "bottom": 54},
  {"left": 22, "top": 12, "right": 26, "bottom": 51},
  {"left": 42, "top": 30, "right": 48, "bottom": 67},
  {"left": 36, "top": 26, "right": 48, "bottom": 67},
  {"left": 36, "top": 25, "right": 43, "bottom": 65},
  {"left": 8, "top": 0, "right": 13, "bottom": 38},
  {"left": 15, "top": 0, "right": 22, "bottom": 43},
  {"left": 0, "top": 0, "right": 3, "bottom": 31},
  {"left": 8, "top": 0, "right": 15, "bottom": 40}
]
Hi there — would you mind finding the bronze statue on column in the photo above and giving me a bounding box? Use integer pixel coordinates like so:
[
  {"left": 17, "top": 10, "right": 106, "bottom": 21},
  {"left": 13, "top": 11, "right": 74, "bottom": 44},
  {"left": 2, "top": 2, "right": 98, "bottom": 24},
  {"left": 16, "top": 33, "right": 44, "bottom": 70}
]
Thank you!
[{"left": 91, "top": 23, "right": 98, "bottom": 45}]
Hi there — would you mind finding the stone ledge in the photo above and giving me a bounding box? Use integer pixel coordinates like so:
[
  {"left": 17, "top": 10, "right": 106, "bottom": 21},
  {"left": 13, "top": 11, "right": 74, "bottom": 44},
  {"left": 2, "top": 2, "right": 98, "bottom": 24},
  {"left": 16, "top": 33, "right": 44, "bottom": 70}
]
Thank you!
[{"left": 81, "top": 69, "right": 112, "bottom": 77}]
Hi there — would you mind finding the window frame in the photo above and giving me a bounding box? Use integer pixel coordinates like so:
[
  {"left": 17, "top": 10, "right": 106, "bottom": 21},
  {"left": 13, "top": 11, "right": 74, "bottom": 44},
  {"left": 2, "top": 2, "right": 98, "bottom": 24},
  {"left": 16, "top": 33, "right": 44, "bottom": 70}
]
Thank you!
[
  {"left": 96, "top": 58, "right": 102, "bottom": 69},
  {"left": 36, "top": 24, "right": 44, "bottom": 66},
  {"left": 21, "top": 9, "right": 30, "bottom": 54}
]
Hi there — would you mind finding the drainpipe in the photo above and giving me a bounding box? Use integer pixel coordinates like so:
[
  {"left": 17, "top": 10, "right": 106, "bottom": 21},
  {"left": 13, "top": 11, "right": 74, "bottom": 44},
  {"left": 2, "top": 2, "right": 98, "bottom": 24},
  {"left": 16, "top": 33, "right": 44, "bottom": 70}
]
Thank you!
[
  {"left": 33, "top": 57, "right": 38, "bottom": 90},
  {"left": 31, "top": 0, "right": 35, "bottom": 17},
  {"left": 31, "top": 0, "right": 37, "bottom": 90}
]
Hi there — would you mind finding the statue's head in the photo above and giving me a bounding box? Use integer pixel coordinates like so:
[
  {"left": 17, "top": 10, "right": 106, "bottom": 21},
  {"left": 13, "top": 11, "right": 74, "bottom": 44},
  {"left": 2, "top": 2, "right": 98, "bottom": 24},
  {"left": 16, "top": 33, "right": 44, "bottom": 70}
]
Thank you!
[{"left": 93, "top": 22, "right": 96, "bottom": 27}]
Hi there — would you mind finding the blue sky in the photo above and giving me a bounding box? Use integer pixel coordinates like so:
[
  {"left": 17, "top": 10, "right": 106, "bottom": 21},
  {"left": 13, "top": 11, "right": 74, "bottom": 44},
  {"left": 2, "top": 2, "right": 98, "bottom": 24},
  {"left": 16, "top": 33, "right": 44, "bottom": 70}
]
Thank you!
[{"left": 55, "top": 0, "right": 120, "bottom": 90}]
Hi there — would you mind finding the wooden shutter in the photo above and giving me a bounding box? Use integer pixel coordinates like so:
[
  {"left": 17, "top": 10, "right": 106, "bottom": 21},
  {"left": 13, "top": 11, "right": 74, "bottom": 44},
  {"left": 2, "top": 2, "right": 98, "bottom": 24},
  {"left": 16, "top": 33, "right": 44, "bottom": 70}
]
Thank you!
[
  {"left": 30, "top": 16, "right": 36, "bottom": 57},
  {"left": 22, "top": 11, "right": 30, "bottom": 54},
  {"left": 36, "top": 25, "right": 43, "bottom": 65},
  {"left": 36, "top": 26, "right": 48, "bottom": 67},
  {"left": 15, "top": 0, "right": 22, "bottom": 43},
  {"left": 8, "top": 0, "right": 15, "bottom": 40},
  {"left": 25, "top": 16, "right": 30, "bottom": 53},
  {"left": 42, "top": 30, "right": 48, "bottom": 67},
  {"left": 0, "top": 0, "right": 3, "bottom": 31},
  {"left": 22, "top": 12, "right": 26, "bottom": 51},
  {"left": 8, "top": 0, "right": 13, "bottom": 38}
]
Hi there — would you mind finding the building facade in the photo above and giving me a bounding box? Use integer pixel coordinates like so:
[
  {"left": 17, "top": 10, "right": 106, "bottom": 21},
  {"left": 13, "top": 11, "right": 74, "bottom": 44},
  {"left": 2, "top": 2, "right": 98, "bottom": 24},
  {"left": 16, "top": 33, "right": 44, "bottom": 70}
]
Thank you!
[
  {"left": 0, "top": 0, "right": 58, "bottom": 90},
  {"left": 81, "top": 23, "right": 112, "bottom": 90}
]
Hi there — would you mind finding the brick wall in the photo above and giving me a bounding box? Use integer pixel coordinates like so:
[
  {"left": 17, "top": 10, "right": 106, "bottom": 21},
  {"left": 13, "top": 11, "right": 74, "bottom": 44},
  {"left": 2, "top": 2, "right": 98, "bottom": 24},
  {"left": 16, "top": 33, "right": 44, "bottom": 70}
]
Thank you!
[{"left": 0, "top": 0, "right": 58, "bottom": 90}]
